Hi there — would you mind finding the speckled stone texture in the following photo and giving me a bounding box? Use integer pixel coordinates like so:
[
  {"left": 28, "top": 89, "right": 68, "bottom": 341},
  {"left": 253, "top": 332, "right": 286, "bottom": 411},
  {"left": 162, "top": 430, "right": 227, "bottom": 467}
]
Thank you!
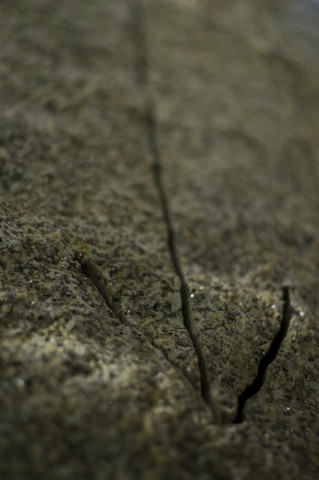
[
  {"left": 145, "top": 0, "right": 319, "bottom": 452},
  {"left": 0, "top": 0, "right": 318, "bottom": 479}
]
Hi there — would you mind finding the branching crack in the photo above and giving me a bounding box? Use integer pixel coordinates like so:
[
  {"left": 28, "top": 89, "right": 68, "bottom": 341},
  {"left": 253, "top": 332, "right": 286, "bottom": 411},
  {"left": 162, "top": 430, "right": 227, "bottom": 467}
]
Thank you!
[
  {"left": 129, "top": 1, "right": 214, "bottom": 412},
  {"left": 233, "top": 286, "right": 292, "bottom": 423},
  {"left": 76, "top": 254, "right": 200, "bottom": 391}
]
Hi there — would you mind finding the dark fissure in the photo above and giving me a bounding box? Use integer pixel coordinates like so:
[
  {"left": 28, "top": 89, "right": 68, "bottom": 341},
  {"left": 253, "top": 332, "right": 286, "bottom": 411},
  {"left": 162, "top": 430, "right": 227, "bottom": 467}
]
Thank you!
[
  {"left": 146, "top": 102, "right": 212, "bottom": 409},
  {"left": 130, "top": 1, "right": 213, "bottom": 411},
  {"left": 128, "top": 1, "right": 294, "bottom": 426},
  {"left": 233, "top": 287, "right": 292, "bottom": 423},
  {"left": 78, "top": 259, "right": 125, "bottom": 326}
]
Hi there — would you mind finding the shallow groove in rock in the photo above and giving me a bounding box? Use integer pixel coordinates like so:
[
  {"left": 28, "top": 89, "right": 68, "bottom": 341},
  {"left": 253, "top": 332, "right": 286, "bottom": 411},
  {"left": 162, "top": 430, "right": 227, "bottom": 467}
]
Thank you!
[
  {"left": 77, "top": 255, "right": 198, "bottom": 389},
  {"left": 78, "top": 258, "right": 127, "bottom": 326},
  {"left": 129, "top": 0, "right": 214, "bottom": 412},
  {"left": 233, "top": 286, "right": 292, "bottom": 423}
]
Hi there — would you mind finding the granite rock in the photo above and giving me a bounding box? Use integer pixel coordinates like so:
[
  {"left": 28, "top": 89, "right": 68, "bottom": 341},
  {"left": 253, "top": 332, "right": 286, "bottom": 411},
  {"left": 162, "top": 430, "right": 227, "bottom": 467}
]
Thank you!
[{"left": 0, "top": 0, "right": 318, "bottom": 479}]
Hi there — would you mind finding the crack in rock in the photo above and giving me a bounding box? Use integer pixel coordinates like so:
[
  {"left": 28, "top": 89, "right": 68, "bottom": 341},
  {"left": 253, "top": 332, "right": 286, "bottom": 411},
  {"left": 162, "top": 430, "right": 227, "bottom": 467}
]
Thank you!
[
  {"left": 145, "top": 103, "right": 214, "bottom": 414},
  {"left": 234, "top": 286, "right": 292, "bottom": 423},
  {"left": 129, "top": 0, "right": 215, "bottom": 415},
  {"left": 77, "top": 257, "right": 125, "bottom": 325},
  {"left": 76, "top": 254, "right": 200, "bottom": 392}
]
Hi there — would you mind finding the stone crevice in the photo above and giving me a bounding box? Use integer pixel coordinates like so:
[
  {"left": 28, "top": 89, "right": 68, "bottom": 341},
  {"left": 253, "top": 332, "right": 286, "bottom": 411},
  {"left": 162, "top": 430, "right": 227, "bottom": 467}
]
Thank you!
[
  {"left": 78, "top": 257, "right": 127, "bottom": 326},
  {"left": 77, "top": 255, "right": 198, "bottom": 390},
  {"left": 129, "top": 0, "right": 215, "bottom": 414},
  {"left": 233, "top": 286, "right": 292, "bottom": 423},
  {"left": 145, "top": 102, "right": 213, "bottom": 412}
]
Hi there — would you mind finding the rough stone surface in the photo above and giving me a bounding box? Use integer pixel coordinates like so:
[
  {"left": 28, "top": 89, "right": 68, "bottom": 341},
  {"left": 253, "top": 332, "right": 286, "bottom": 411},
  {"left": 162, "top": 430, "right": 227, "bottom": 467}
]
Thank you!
[
  {"left": 144, "top": 0, "right": 319, "bottom": 467},
  {"left": 0, "top": 0, "right": 318, "bottom": 479}
]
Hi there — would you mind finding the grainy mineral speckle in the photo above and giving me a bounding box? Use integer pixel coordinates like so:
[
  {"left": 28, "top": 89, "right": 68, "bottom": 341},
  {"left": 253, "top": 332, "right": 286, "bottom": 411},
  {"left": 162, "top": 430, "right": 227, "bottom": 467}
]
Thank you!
[{"left": 0, "top": 0, "right": 318, "bottom": 479}]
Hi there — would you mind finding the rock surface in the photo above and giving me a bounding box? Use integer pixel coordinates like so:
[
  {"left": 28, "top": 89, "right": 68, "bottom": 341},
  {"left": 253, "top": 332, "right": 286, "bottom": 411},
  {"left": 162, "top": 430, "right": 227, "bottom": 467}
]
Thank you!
[{"left": 0, "top": 0, "right": 318, "bottom": 479}]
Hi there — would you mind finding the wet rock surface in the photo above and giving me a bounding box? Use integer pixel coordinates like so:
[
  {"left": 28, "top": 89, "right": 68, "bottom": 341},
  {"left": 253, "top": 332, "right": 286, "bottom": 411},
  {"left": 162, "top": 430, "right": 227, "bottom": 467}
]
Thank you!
[{"left": 0, "top": 0, "right": 318, "bottom": 479}]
